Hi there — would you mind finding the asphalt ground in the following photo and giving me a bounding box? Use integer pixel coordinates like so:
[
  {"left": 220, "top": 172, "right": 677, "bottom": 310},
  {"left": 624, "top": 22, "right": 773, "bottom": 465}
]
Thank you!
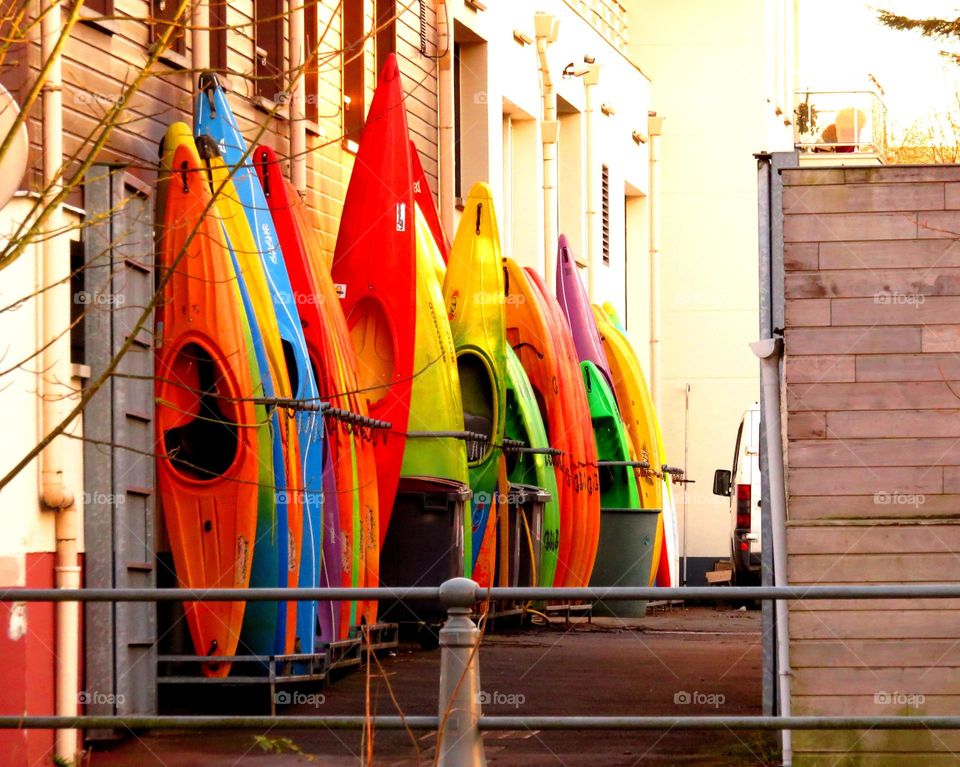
[{"left": 90, "top": 606, "right": 776, "bottom": 766}]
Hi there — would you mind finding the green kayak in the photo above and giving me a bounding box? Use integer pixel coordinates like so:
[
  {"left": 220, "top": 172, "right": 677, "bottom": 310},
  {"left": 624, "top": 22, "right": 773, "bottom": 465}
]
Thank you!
[
  {"left": 582, "top": 360, "right": 641, "bottom": 510},
  {"left": 504, "top": 346, "right": 560, "bottom": 588}
]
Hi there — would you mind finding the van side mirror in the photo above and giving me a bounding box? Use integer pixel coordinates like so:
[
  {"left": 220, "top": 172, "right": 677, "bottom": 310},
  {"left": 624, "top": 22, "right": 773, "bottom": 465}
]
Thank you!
[{"left": 713, "top": 469, "right": 732, "bottom": 497}]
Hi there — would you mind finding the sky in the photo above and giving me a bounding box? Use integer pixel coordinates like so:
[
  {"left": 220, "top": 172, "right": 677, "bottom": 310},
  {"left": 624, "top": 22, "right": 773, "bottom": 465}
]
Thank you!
[{"left": 798, "top": 1, "right": 960, "bottom": 136}]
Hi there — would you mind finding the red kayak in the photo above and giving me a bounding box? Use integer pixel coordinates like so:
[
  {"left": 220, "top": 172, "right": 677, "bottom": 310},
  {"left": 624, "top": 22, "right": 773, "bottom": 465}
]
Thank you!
[
  {"left": 332, "top": 53, "right": 415, "bottom": 531},
  {"left": 410, "top": 139, "right": 449, "bottom": 260},
  {"left": 255, "top": 145, "right": 381, "bottom": 635}
]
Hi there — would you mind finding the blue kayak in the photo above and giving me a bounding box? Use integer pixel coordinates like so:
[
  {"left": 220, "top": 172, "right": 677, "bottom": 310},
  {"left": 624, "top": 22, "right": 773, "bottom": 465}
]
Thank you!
[{"left": 195, "top": 73, "right": 324, "bottom": 657}]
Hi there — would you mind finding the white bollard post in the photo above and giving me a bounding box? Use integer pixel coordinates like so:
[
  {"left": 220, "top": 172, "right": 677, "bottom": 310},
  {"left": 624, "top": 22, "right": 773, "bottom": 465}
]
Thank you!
[{"left": 437, "top": 577, "right": 486, "bottom": 767}]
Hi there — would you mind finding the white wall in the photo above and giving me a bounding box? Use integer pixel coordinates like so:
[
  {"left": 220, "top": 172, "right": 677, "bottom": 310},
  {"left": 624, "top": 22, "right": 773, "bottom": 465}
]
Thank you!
[
  {"left": 0, "top": 199, "right": 85, "bottom": 586},
  {"left": 628, "top": 0, "right": 795, "bottom": 567},
  {"left": 451, "top": 0, "right": 651, "bottom": 291}
]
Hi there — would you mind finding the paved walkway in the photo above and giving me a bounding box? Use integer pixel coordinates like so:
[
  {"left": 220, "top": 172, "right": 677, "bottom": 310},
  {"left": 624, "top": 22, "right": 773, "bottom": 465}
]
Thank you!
[{"left": 90, "top": 607, "right": 774, "bottom": 766}]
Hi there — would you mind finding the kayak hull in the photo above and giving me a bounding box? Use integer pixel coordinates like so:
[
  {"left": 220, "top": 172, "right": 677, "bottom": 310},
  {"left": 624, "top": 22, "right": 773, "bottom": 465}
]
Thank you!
[
  {"left": 156, "top": 126, "right": 263, "bottom": 677},
  {"left": 444, "top": 183, "right": 507, "bottom": 585}
]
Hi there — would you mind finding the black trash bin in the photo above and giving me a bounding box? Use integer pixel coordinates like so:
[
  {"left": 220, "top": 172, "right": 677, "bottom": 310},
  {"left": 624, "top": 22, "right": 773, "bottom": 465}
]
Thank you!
[{"left": 378, "top": 476, "right": 472, "bottom": 624}]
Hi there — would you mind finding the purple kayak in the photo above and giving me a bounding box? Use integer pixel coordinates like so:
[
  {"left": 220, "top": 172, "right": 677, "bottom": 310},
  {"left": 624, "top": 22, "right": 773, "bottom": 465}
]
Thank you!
[
  {"left": 317, "top": 448, "right": 342, "bottom": 645},
  {"left": 555, "top": 234, "right": 614, "bottom": 387}
]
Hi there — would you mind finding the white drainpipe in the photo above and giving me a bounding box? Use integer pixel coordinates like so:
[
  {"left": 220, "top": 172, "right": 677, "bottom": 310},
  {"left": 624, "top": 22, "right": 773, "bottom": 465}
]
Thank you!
[
  {"left": 751, "top": 337, "right": 792, "bottom": 767},
  {"left": 583, "top": 64, "right": 600, "bottom": 301},
  {"left": 437, "top": 0, "right": 455, "bottom": 238},
  {"left": 191, "top": 0, "right": 209, "bottom": 72},
  {"left": 534, "top": 13, "right": 559, "bottom": 291},
  {"left": 648, "top": 113, "right": 662, "bottom": 409},
  {"left": 39, "top": 0, "right": 80, "bottom": 759},
  {"left": 288, "top": 0, "right": 306, "bottom": 191}
]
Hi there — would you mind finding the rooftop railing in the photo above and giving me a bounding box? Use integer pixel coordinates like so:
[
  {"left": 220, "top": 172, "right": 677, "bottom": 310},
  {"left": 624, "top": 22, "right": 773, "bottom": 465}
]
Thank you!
[{"left": 794, "top": 89, "right": 887, "bottom": 159}]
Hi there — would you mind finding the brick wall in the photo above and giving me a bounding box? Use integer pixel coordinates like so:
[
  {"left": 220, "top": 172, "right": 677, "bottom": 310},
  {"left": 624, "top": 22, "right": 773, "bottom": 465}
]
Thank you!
[{"left": 783, "top": 164, "right": 960, "bottom": 764}]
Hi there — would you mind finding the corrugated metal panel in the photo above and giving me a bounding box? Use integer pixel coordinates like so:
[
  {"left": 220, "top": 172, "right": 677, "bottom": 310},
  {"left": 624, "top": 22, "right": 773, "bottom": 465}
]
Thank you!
[{"left": 83, "top": 165, "right": 157, "bottom": 727}]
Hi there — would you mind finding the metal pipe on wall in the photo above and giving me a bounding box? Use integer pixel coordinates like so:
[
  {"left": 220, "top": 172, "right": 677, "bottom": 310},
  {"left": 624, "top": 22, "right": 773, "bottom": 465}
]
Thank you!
[
  {"left": 191, "top": 0, "right": 209, "bottom": 72},
  {"left": 437, "top": 0, "right": 455, "bottom": 238},
  {"left": 38, "top": 0, "right": 80, "bottom": 759},
  {"left": 288, "top": 0, "right": 306, "bottom": 191},
  {"left": 534, "top": 13, "right": 559, "bottom": 291},
  {"left": 752, "top": 337, "right": 793, "bottom": 767},
  {"left": 583, "top": 64, "right": 600, "bottom": 301},
  {"left": 647, "top": 114, "right": 662, "bottom": 409}
]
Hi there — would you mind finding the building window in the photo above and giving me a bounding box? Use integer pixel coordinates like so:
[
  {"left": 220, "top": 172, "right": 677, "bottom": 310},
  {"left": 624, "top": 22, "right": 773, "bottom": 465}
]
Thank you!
[
  {"left": 375, "top": 0, "right": 396, "bottom": 77},
  {"left": 254, "top": 0, "right": 284, "bottom": 102},
  {"left": 151, "top": 0, "right": 187, "bottom": 56},
  {"left": 304, "top": 0, "right": 318, "bottom": 122},
  {"left": 210, "top": 0, "right": 228, "bottom": 72},
  {"left": 601, "top": 163, "right": 610, "bottom": 265},
  {"left": 343, "top": 2, "right": 365, "bottom": 141},
  {"left": 70, "top": 238, "right": 85, "bottom": 366},
  {"left": 83, "top": 0, "right": 114, "bottom": 16}
]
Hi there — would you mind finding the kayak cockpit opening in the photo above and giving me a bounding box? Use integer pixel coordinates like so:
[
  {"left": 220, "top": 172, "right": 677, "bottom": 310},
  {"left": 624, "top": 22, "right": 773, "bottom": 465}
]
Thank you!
[
  {"left": 458, "top": 352, "right": 494, "bottom": 465},
  {"left": 162, "top": 342, "right": 239, "bottom": 480}
]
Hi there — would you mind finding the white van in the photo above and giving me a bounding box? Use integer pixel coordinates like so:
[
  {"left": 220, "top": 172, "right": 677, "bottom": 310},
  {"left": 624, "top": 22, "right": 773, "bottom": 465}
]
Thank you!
[{"left": 712, "top": 403, "right": 762, "bottom": 584}]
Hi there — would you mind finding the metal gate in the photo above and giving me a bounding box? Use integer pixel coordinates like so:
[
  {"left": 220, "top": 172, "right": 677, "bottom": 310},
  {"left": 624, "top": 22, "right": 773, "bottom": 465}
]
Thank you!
[{"left": 82, "top": 164, "right": 157, "bottom": 720}]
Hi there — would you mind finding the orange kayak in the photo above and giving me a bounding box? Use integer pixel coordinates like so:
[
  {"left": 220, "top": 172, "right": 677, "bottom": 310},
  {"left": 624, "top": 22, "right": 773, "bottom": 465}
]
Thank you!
[
  {"left": 503, "top": 258, "right": 582, "bottom": 587},
  {"left": 155, "top": 127, "right": 262, "bottom": 676},
  {"left": 525, "top": 268, "right": 601, "bottom": 585}
]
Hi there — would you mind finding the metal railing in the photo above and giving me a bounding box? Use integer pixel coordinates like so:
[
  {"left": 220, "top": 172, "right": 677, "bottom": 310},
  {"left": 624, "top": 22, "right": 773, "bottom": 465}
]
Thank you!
[
  {"left": 6, "top": 580, "right": 960, "bottom": 766},
  {"left": 793, "top": 89, "right": 887, "bottom": 157}
]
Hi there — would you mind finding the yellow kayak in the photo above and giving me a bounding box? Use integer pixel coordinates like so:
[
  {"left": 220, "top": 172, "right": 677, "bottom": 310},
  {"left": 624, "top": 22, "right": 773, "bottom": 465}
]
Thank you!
[
  {"left": 399, "top": 203, "right": 472, "bottom": 563},
  {"left": 603, "top": 303, "right": 679, "bottom": 586},
  {"left": 592, "top": 305, "right": 664, "bottom": 586},
  {"left": 443, "top": 182, "right": 507, "bottom": 581}
]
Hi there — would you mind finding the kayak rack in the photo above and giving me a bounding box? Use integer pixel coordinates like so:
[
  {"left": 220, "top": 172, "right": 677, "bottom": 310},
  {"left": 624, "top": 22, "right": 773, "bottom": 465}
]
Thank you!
[
  {"left": 406, "top": 429, "right": 489, "bottom": 461},
  {"left": 662, "top": 464, "right": 685, "bottom": 478},
  {"left": 157, "top": 652, "right": 329, "bottom": 716},
  {"left": 324, "top": 406, "right": 391, "bottom": 431},
  {"left": 251, "top": 397, "right": 330, "bottom": 413},
  {"left": 598, "top": 459, "right": 651, "bottom": 470},
  {"left": 156, "top": 624, "right": 398, "bottom": 715}
]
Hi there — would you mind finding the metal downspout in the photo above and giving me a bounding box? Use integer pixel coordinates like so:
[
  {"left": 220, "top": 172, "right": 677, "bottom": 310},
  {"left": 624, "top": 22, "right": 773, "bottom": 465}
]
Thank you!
[
  {"left": 437, "top": 0, "right": 455, "bottom": 238},
  {"left": 39, "top": 0, "right": 80, "bottom": 759},
  {"left": 534, "top": 13, "right": 559, "bottom": 292}
]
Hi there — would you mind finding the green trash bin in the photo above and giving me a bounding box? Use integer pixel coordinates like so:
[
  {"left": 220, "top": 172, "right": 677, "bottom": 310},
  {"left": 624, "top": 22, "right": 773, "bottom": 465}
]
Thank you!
[{"left": 589, "top": 508, "right": 661, "bottom": 618}]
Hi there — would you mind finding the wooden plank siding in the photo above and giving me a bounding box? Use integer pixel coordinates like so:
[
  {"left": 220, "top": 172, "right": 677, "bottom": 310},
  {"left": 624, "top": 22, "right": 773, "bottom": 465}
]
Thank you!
[
  {"left": 1, "top": 0, "right": 440, "bottom": 256},
  {"left": 783, "top": 164, "right": 960, "bottom": 765}
]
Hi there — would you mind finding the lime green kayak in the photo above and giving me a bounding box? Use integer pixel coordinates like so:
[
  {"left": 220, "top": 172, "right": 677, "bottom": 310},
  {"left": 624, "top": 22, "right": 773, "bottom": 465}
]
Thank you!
[
  {"left": 400, "top": 204, "right": 471, "bottom": 560},
  {"left": 504, "top": 346, "right": 560, "bottom": 587},
  {"left": 582, "top": 360, "right": 641, "bottom": 510},
  {"left": 443, "top": 183, "right": 507, "bottom": 576}
]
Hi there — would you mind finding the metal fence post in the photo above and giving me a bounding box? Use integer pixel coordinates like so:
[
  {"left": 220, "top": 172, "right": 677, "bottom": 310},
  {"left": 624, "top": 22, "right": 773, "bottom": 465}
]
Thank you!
[{"left": 437, "top": 577, "right": 486, "bottom": 767}]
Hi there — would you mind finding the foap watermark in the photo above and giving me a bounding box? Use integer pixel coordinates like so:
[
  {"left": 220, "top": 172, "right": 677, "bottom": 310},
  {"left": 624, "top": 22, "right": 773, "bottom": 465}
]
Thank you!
[
  {"left": 78, "top": 690, "right": 125, "bottom": 706},
  {"left": 274, "top": 690, "right": 326, "bottom": 707},
  {"left": 82, "top": 491, "right": 126, "bottom": 506},
  {"left": 874, "top": 290, "right": 925, "bottom": 307},
  {"left": 476, "top": 690, "right": 525, "bottom": 708},
  {"left": 875, "top": 690, "right": 925, "bottom": 708},
  {"left": 73, "top": 90, "right": 127, "bottom": 109},
  {"left": 74, "top": 290, "right": 125, "bottom": 306},
  {"left": 276, "top": 490, "right": 324, "bottom": 506},
  {"left": 874, "top": 491, "right": 925, "bottom": 508},
  {"left": 674, "top": 690, "right": 725, "bottom": 708}
]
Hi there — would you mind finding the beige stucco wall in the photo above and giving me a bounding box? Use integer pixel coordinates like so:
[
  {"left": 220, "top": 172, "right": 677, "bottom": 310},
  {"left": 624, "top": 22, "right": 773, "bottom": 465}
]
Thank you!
[
  {"left": 450, "top": 0, "right": 651, "bottom": 322},
  {"left": 628, "top": 0, "right": 795, "bottom": 573}
]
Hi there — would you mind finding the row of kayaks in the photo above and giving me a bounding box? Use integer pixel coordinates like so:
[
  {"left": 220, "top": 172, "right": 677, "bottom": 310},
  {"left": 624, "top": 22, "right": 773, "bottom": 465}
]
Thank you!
[{"left": 156, "top": 56, "right": 678, "bottom": 677}]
